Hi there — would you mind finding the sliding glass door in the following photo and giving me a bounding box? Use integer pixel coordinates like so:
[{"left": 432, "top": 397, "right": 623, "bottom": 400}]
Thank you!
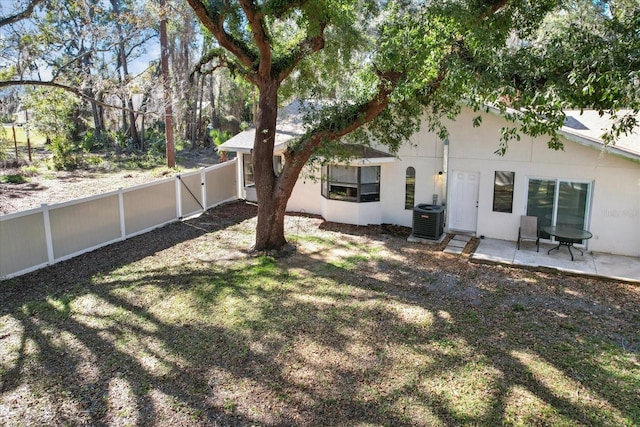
[{"left": 526, "top": 178, "right": 592, "bottom": 242}]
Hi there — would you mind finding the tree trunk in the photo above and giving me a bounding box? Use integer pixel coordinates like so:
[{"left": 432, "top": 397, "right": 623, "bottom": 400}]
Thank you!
[
  {"left": 196, "top": 73, "right": 205, "bottom": 142},
  {"left": 209, "top": 75, "right": 219, "bottom": 129},
  {"left": 111, "top": 0, "right": 139, "bottom": 148},
  {"left": 253, "top": 82, "right": 289, "bottom": 251},
  {"left": 160, "top": 0, "right": 175, "bottom": 168},
  {"left": 88, "top": 93, "right": 102, "bottom": 135}
]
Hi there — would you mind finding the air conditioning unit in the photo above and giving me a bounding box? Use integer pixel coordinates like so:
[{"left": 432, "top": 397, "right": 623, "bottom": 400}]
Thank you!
[{"left": 412, "top": 204, "right": 445, "bottom": 240}]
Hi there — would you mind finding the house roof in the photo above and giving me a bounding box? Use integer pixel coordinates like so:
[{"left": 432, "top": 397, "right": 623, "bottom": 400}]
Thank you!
[
  {"left": 217, "top": 101, "right": 307, "bottom": 154},
  {"left": 220, "top": 101, "right": 640, "bottom": 163},
  {"left": 559, "top": 110, "right": 640, "bottom": 162},
  {"left": 217, "top": 101, "right": 396, "bottom": 162},
  {"left": 483, "top": 105, "right": 640, "bottom": 162},
  {"left": 331, "top": 144, "right": 396, "bottom": 164}
]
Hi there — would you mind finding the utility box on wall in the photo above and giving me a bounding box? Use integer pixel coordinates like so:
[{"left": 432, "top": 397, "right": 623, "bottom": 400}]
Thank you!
[{"left": 412, "top": 204, "right": 445, "bottom": 240}]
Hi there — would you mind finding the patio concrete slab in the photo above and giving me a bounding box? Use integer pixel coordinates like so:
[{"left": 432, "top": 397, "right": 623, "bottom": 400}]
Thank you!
[
  {"left": 471, "top": 238, "right": 515, "bottom": 263},
  {"left": 593, "top": 253, "right": 640, "bottom": 282},
  {"left": 471, "top": 238, "right": 640, "bottom": 283}
]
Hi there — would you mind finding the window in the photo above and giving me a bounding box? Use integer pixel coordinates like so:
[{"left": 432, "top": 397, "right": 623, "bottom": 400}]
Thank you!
[
  {"left": 493, "top": 171, "right": 515, "bottom": 213},
  {"left": 242, "top": 153, "right": 254, "bottom": 186},
  {"left": 405, "top": 167, "right": 416, "bottom": 209},
  {"left": 526, "top": 178, "right": 591, "bottom": 242},
  {"left": 321, "top": 165, "right": 380, "bottom": 203},
  {"left": 243, "top": 154, "right": 284, "bottom": 186}
]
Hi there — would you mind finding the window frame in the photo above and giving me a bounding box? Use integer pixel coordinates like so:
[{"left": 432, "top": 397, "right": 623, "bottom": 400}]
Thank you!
[
  {"left": 242, "top": 153, "right": 254, "bottom": 187},
  {"left": 492, "top": 171, "right": 515, "bottom": 213},
  {"left": 321, "top": 164, "right": 381, "bottom": 203},
  {"left": 243, "top": 154, "right": 284, "bottom": 186},
  {"left": 405, "top": 166, "right": 416, "bottom": 210}
]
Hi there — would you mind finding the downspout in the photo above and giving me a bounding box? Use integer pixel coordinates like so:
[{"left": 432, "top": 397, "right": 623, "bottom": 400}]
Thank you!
[{"left": 441, "top": 138, "right": 449, "bottom": 205}]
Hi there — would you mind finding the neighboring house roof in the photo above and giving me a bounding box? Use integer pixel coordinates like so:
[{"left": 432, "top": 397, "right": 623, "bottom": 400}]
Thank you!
[{"left": 559, "top": 110, "right": 640, "bottom": 162}]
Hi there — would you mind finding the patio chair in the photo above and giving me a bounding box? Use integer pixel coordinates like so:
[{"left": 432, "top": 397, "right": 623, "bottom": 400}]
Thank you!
[{"left": 517, "top": 215, "right": 539, "bottom": 252}]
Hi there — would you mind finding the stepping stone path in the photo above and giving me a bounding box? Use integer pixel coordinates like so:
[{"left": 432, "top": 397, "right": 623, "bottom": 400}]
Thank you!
[{"left": 443, "top": 234, "right": 472, "bottom": 255}]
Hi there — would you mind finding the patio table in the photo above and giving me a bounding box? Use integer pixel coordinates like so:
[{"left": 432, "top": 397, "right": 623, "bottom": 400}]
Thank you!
[{"left": 543, "top": 225, "right": 593, "bottom": 261}]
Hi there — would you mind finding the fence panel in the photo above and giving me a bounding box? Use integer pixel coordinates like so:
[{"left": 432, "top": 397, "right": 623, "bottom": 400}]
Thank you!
[
  {"left": 1, "top": 160, "right": 239, "bottom": 280},
  {"left": 0, "top": 210, "right": 48, "bottom": 277},
  {"left": 179, "top": 171, "right": 204, "bottom": 218},
  {"left": 49, "top": 194, "right": 121, "bottom": 260},
  {"left": 205, "top": 161, "right": 237, "bottom": 209},
  {"left": 123, "top": 179, "right": 178, "bottom": 236}
]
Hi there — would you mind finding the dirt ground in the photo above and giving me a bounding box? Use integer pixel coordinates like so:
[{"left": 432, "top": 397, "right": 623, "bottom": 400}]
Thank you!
[
  {"left": 1, "top": 200, "right": 639, "bottom": 426},
  {"left": 0, "top": 147, "right": 221, "bottom": 215},
  {"left": 1, "top": 146, "right": 639, "bottom": 425}
]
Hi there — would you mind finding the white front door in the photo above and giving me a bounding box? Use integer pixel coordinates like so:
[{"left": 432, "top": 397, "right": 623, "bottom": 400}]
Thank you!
[{"left": 449, "top": 171, "right": 479, "bottom": 232}]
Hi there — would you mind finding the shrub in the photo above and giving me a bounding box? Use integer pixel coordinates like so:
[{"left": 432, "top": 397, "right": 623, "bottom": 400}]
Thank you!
[
  {"left": 81, "top": 130, "right": 111, "bottom": 151},
  {"left": 0, "top": 127, "right": 8, "bottom": 161},
  {"left": 1, "top": 174, "right": 28, "bottom": 184},
  {"left": 49, "top": 137, "right": 85, "bottom": 171},
  {"left": 20, "top": 165, "right": 40, "bottom": 176},
  {"left": 210, "top": 129, "right": 233, "bottom": 146}
]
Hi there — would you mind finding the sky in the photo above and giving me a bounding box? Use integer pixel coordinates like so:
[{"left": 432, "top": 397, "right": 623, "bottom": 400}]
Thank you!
[{"left": 0, "top": 0, "right": 161, "bottom": 81}]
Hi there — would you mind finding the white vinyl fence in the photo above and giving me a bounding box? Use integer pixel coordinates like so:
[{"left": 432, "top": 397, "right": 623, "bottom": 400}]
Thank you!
[{"left": 0, "top": 159, "right": 238, "bottom": 280}]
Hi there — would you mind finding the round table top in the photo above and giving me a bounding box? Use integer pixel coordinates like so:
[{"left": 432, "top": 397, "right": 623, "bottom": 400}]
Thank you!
[{"left": 543, "top": 225, "right": 593, "bottom": 240}]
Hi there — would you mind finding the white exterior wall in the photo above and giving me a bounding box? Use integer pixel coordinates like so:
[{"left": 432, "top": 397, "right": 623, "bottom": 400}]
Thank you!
[
  {"left": 278, "top": 106, "right": 639, "bottom": 257},
  {"left": 287, "top": 172, "right": 323, "bottom": 216},
  {"left": 446, "top": 108, "right": 640, "bottom": 257},
  {"left": 285, "top": 115, "right": 446, "bottom": 227},
  {"left": 379, "top": 119, "right": 446, "bottom": 227}
]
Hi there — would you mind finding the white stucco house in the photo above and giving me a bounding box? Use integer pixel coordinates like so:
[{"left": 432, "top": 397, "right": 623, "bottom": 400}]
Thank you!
[{"left": 218, "top": 104, "right": 640, "bottom": 257}]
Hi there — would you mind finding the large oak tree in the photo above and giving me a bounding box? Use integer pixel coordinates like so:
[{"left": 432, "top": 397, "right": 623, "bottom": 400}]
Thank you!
[{"left": 186, "top": 0, "right": 640, "bottom": 250}]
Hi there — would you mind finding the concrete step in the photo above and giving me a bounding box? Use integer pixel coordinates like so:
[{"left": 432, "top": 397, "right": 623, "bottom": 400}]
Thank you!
[{"left": 443, "top": 234, "right": 472, "bottom": 255}]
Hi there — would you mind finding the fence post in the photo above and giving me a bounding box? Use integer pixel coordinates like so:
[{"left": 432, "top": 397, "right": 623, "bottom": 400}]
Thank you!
[
  {"left": 235, "top": 157, "right": 243, "bottom": 200},
  {"left": 118, "top": 188, "right": 126, "bottom": 239},
  {"left": 201, "top": 168, "right": 207, "bottom": 211},
  {"left": 41, "top": 204, "right": 54, "bottom": 265},
  {"left": 175, "top": 175, "right": 182, "bottom": 220}
]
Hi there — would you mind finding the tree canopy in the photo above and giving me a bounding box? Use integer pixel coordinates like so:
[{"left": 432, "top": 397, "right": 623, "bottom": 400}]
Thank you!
[
  {"left": 2, "top": 0, "right": 637, "bottom": 249},
  {"left": 0, "top": 0, "right": 253, "bottom": 166},
  {"left": 185, "top": 0, "right": 639, "bottom": 250}
]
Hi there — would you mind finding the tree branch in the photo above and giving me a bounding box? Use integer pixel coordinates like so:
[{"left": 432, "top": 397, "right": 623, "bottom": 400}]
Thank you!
[
  {"left": 263, "top": 0, "right": 307, "bottom": 18},
  {"left": 0, "top": 0, "right": 45, "bottom": 27},
  {"left": 285, "top": 70, "right": 405, "bottom": 164},
  {"left": 276, "top": 23, "right": 326, "bottom": 83},
  {"left": 0, "top": 80, "right": 145, "bottom": 114},
  {"left": 480, "top": 0, "right": 510, "bottom": 19},
  {"left": 192, "top": 48, "right": 227, "bottom": 78},
  {"left": 239, "top": 0, "right": 272, "bottom": 78},
  {"left": 288, "top": 61, "right": 450, "bottom": 161},
  {"left": 185, "top": 0, "right": 258, "bottom": 73}
]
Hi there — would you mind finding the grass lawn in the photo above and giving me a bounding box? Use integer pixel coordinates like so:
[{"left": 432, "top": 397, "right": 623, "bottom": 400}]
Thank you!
[
  {"left": 1, "top": 203, "right": 638, "bottom": 426},
  {"left": 1, "top": 125, "right": 47, "bottom": 146}
]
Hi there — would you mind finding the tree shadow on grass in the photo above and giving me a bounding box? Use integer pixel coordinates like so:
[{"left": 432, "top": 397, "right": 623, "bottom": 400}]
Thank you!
[
  {"left": 1, "top": 204, "right": 638, "bottom": 425},
  {"left": 0, "top": 201, "right": 257, "bottom": 309},
  {"left": 355, "top": 247, "right": 640, "bottom": 426}
]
